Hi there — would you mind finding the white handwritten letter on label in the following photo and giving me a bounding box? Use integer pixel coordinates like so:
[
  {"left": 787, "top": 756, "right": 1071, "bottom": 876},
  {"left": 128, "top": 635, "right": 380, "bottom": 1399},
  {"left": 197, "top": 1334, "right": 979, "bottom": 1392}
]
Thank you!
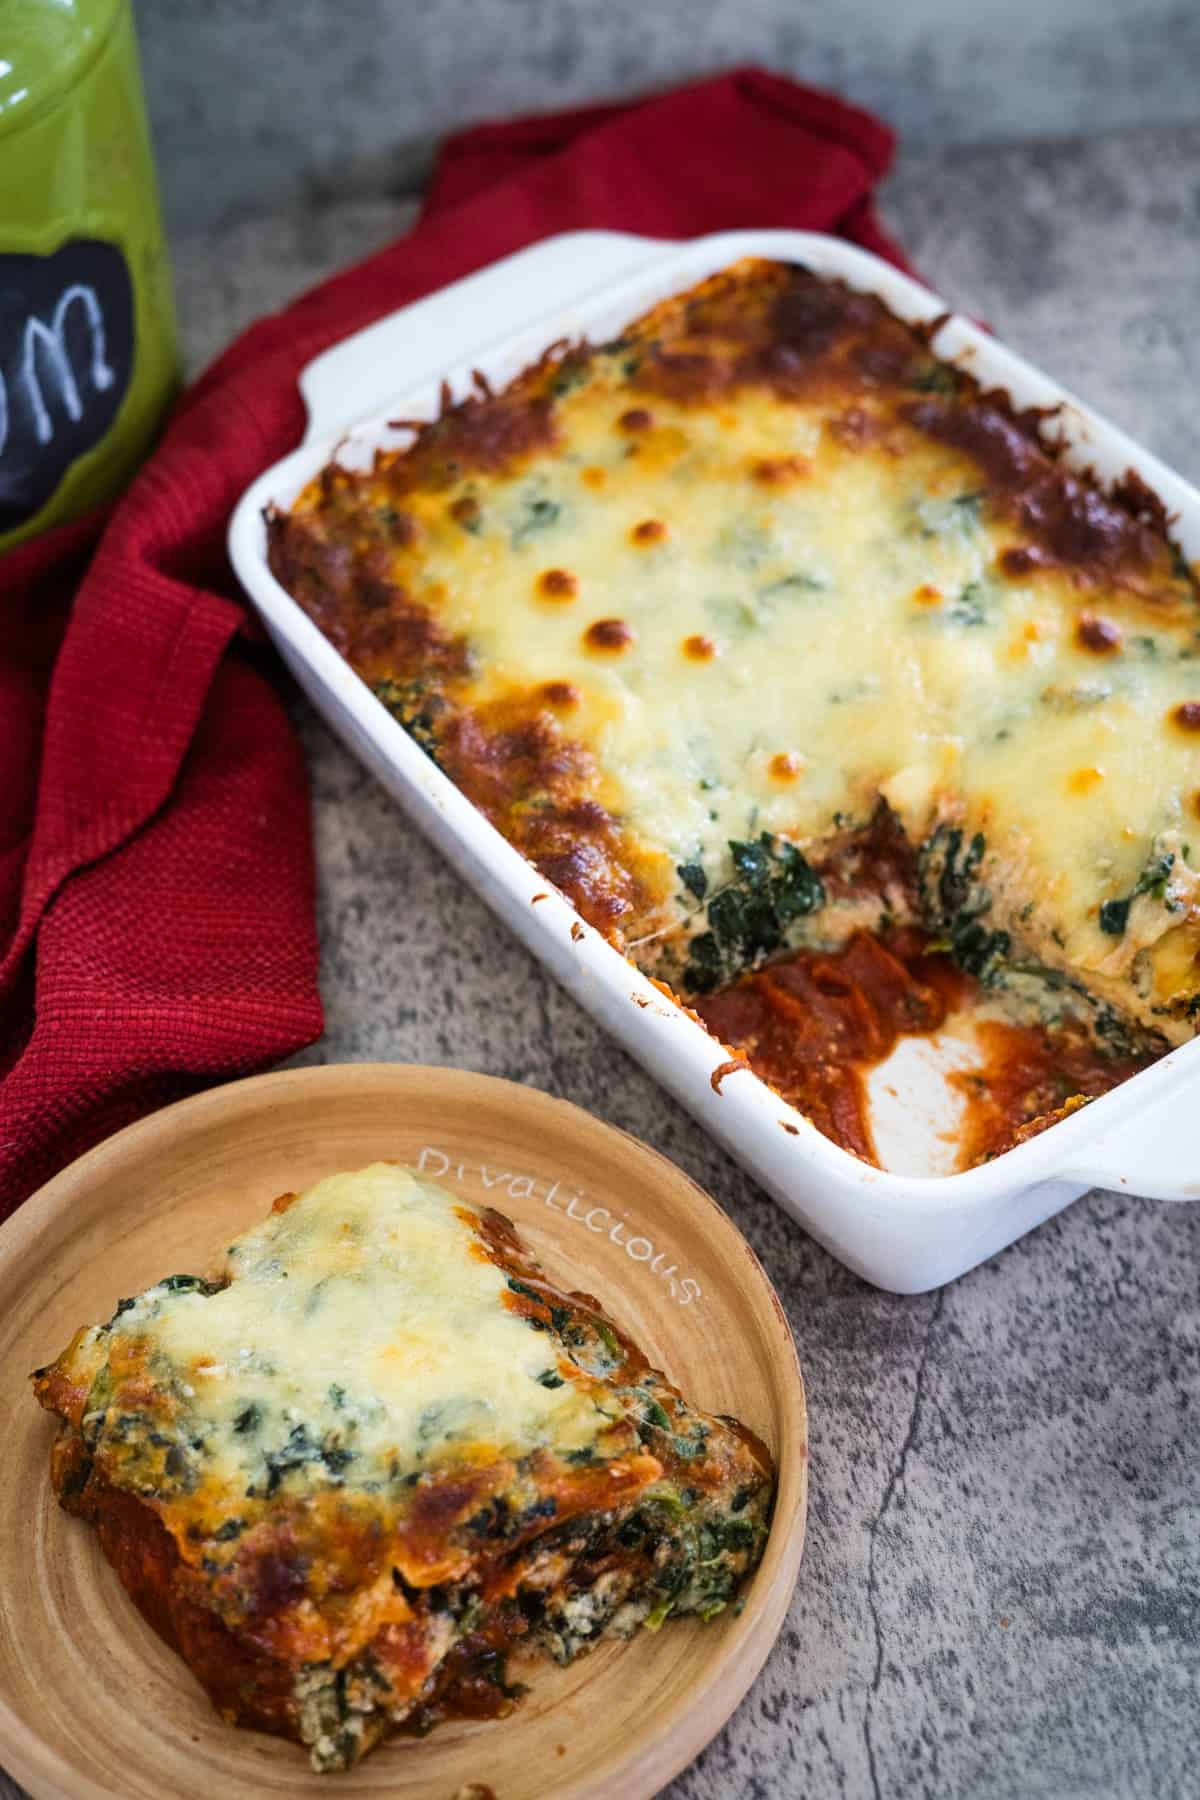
[
  {"left": 21, "top": 285, "right": 116, "bottom": 445},
  {"left": 416, "top": 1145, "right": 702, "bottom": 1306}
]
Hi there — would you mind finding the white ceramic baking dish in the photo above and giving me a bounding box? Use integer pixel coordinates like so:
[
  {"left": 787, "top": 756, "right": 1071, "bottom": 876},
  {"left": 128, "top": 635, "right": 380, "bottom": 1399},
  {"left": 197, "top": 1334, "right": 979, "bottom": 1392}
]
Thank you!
[{"left": 229, "top": 228, "right": 1200, "bottom": 1293}]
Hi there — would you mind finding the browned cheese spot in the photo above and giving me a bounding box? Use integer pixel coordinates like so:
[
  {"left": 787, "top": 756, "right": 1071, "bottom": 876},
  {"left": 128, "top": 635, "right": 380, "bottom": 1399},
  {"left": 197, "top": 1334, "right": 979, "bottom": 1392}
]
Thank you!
[
  {"left": 538, "top": 568, "right": 578, "bottom": 601},
  {"left": 999, "top": 545, "right": 1042, "bottom": 579},
  {"left": 540, "top": 680, "right": 582, "bottom": 711},
  {"left": 1076, "top": 613, "right": 1123, "bottom": 654},
  {"left": 752, "top": 455, "right": 810, "bottom": 486},
  {"left": 584, "top": 618, "right": 635, "bottom": 653}
]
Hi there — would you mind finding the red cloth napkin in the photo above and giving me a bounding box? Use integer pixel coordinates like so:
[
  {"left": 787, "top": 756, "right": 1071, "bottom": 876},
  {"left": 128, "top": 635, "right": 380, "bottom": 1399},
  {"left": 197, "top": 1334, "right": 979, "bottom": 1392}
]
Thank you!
[{"left": 0, "top": 66, "right": 909, "bottom": 1215}]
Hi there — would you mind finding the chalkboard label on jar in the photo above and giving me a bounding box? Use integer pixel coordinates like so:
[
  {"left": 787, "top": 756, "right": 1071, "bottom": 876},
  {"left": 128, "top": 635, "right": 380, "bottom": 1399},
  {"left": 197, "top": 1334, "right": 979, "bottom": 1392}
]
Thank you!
[{"left": 0, "top": 238, "right": 136, "bottom": 536}]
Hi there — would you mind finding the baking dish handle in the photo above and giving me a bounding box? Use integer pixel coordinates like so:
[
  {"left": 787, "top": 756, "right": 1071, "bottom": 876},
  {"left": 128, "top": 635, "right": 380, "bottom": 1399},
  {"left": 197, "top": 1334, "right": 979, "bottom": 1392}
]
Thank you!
[
  {"left": 298, "top": 230, "right": 671, "bottom": 443},
  {"left": 1059, "top": 1085, "right": 1200, "bottom": 1202}
]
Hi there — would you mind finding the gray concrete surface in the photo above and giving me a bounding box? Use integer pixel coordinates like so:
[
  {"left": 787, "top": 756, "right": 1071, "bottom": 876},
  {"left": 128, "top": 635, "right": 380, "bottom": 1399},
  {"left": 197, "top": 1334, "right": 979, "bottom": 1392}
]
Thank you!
[
  {"left": 6, "top": 122, "right": 1200, "bottom": 1799},
  {"left": 134, "top": 0, "right": 1200, "bottom": 235}
]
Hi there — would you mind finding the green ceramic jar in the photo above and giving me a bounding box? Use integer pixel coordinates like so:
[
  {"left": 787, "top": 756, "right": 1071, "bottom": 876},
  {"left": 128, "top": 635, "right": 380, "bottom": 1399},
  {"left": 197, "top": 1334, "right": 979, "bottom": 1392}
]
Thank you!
[{"left": 1, "top": 0, "right": 179, "bottom": 551}]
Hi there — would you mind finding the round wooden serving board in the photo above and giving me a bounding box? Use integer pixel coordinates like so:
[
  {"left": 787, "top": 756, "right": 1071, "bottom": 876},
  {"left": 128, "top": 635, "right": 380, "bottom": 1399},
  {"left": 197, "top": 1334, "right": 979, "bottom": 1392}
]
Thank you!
[{"left": 0, "top": 1064, "right": 807, "bottom": 1800}]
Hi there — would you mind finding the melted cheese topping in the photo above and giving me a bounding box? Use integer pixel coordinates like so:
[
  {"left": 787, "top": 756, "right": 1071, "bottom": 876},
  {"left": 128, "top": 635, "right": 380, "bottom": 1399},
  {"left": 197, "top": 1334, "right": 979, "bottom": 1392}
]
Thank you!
[
  {"left": 114, "top": 1166, "right": 609, "bottom": 1490},
  {"left": 392, "top": 404, "right": 1200, "bottom": 1001}
]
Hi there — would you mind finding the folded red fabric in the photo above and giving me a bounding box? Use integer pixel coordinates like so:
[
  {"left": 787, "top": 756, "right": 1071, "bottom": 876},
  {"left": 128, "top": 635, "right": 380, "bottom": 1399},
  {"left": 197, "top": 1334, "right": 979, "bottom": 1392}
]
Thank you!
[{"left": 0, "top": 66, "right": 909, "bottom": 1214}]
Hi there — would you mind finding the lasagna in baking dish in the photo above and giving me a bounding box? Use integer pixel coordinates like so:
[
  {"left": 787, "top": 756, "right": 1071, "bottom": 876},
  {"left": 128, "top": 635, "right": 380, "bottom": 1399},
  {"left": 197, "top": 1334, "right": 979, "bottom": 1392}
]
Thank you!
[
  {"left": 32, "top": 1165, "right": 772, "bottom": 1772},
  {"left": 267, "top": 259, "right": 1200, "bottom": 1164}
]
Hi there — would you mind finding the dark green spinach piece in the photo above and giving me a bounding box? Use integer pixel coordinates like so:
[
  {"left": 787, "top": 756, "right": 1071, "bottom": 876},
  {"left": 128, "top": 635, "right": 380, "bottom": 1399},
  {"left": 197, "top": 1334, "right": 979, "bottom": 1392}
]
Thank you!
[
  {"left": 683, "top": 833, "right": 826, "bottom": 994},
  {"left": 372, "top": 677, "right": 445, "bottom": 766},
  {"left": 918, "top": 826, "right": 1011, "bottom": 982},
  {"left": 676, "top": 861, "right": 708, "bottom": 902},
  {"left": 946, "top": 580, "right": 988, "bottom": 627},
  {"left": 910, "top": 362, "right": 959, "bottom": 395},
  {"left": 1099, "top": 850, "right": 1176, "bottom": 936},
  {"left": 510, "top": 494, "right": 561, "bottom": 547}
]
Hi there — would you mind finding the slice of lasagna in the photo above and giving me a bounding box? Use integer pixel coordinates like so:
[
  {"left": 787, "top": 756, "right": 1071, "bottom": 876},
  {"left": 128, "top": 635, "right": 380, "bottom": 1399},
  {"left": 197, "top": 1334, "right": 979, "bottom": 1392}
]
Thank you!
[
  {"left": 32, "top": 1164, "right": 772, "bottom": 1772},
  {"left": 266, "top": 257, "right": 1200, "bottom": 1165}
]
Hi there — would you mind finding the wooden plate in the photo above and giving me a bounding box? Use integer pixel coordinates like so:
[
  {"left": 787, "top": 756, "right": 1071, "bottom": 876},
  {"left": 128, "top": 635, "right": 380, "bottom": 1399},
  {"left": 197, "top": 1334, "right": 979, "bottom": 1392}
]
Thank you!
[{"left": 0, "top": 1064, "right": 807, "bottom": 1800}]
